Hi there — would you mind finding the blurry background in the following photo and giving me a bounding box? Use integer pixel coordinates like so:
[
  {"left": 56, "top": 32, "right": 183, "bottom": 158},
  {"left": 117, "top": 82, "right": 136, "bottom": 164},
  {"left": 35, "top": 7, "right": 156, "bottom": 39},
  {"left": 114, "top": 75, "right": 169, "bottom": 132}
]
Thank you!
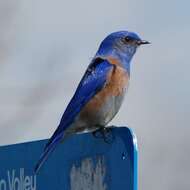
[{"left": 0, "top": 0, "right": 189, "bottom": 189}]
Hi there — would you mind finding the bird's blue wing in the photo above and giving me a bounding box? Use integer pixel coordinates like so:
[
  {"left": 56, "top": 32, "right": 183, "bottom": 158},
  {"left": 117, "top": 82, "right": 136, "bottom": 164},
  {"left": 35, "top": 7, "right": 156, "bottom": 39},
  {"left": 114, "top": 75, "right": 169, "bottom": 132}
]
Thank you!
[{"left": 35, "top": 57, "right": 113, "bottom": 173}]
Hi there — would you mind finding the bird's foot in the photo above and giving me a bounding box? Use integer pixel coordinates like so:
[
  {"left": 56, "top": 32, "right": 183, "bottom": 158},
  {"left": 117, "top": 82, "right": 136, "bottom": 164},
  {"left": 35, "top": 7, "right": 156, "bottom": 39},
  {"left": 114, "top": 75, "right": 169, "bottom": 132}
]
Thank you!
[{"left": 92, "top": 126, "right": 115, "bottom": 144}]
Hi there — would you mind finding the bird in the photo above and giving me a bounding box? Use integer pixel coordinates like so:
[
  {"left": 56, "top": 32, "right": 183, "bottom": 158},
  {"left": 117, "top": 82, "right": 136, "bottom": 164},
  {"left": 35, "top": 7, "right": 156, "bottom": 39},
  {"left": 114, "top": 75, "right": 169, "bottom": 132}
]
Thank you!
[{"left": 34, "top": 30, "right": 150, "bottom": 173}]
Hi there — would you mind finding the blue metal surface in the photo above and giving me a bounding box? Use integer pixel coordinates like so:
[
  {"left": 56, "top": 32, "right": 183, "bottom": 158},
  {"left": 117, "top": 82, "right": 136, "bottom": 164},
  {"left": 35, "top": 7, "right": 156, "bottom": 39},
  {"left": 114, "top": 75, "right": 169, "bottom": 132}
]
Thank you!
[{"left": 0, "top": 127, "right": 138, "bottom": 190}]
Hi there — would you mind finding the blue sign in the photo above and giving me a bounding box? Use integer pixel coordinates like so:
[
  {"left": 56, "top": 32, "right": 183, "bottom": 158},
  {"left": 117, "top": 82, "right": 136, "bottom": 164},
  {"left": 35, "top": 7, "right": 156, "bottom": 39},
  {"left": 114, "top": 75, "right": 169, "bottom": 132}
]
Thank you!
[{"left": 0, "top": 127, "right": 138, "bottom": 190}]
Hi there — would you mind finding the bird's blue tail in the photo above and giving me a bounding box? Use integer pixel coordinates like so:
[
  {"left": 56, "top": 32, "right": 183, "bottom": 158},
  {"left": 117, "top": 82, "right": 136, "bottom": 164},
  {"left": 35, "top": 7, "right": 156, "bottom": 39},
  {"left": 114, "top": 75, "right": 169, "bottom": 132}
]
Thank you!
[{"left": 34, "top": 133, "right": 63, "bottom": 174}]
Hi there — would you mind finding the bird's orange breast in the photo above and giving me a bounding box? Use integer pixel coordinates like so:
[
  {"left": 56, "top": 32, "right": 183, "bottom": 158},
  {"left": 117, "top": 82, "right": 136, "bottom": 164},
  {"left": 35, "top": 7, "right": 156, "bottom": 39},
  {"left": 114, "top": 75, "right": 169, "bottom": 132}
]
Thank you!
[{"left": 79, "top": 61, "right": 129, "bottom": 124}]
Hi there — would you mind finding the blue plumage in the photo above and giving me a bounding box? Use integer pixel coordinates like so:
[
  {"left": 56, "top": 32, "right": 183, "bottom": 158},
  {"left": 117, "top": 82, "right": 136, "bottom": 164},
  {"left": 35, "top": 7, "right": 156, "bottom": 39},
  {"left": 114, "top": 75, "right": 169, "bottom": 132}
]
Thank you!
[{"left": 35, "top": 30, "right": 149, "bottom": 173}]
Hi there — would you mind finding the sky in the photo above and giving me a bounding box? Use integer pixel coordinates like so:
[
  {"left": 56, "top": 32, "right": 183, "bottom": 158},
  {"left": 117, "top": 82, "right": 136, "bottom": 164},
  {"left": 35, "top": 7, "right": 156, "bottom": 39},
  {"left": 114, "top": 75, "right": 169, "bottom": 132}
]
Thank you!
[{"left": 0, "top": 0, "right": 189, "bottom": 189}]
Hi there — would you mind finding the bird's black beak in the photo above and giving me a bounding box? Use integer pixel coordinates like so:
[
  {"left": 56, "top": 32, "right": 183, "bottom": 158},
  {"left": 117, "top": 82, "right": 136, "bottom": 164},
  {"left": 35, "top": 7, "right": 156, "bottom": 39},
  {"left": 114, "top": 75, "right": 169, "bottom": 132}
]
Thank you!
[{"left": 137, "top": 40, "right": 151, "bottom": 45}]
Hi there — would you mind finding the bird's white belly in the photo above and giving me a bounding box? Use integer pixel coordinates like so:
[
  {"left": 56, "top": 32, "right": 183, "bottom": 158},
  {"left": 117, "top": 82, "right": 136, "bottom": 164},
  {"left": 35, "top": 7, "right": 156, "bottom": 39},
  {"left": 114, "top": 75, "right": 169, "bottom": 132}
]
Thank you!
[{"left": 97, "top": 92, "right": 126, "bottom": 125}]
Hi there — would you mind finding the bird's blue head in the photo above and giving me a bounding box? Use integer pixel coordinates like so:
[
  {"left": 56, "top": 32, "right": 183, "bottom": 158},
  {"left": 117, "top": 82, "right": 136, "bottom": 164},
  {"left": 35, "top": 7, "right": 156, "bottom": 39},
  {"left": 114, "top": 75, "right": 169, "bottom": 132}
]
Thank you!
[{"left": 96, "top": 31, "right": 149, "bottom": 71}]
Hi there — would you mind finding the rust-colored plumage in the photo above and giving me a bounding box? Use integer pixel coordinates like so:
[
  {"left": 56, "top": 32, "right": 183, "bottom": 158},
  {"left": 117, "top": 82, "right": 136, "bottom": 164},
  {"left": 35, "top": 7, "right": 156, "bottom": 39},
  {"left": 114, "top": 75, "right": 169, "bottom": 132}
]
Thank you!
[{"left": 80, "top": 57, "right": 129, "bottom": 125}]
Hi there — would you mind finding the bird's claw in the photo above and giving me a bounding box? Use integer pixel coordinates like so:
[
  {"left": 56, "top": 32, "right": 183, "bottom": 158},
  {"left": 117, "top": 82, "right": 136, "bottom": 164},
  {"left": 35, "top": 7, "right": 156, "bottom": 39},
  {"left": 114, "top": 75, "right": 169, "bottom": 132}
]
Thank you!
[{"left": 92, "top": 126, "right": 115, "bottom": 144}]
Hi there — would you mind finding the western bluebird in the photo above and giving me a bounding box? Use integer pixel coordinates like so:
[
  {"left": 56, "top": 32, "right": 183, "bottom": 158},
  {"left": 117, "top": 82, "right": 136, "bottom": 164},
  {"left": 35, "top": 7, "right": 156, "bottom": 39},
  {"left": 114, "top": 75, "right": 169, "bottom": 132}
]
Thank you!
[{"left": 35, "top": 30, "right": 149, "bottom": 173}]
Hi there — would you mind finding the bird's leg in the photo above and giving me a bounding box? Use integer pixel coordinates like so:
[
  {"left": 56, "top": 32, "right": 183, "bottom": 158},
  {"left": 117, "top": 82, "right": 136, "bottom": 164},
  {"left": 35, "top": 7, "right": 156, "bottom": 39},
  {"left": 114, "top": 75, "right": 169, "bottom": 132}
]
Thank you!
[
  {"left": 92, "top": 125, "right": 115, "bottom": 144},
  {"left": 92, "top": 125, "right": 105, "bottom": 138},
  {"left": 102, "top": 126, "right": 115, "bottom": 144}
]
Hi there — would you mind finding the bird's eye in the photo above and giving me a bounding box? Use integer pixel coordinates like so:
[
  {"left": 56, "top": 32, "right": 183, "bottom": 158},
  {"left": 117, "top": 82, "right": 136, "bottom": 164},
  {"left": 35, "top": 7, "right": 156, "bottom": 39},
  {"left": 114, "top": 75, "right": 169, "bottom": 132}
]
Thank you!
[{"left": 124, "top": 36, "right": 133, "bottom": 43}]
